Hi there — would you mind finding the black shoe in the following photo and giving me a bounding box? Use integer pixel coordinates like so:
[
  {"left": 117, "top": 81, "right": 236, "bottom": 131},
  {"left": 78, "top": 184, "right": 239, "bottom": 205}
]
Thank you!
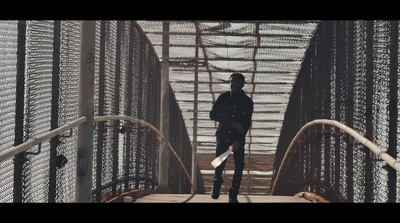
[
  {"left": 211, "top": 178, "right": 223, "bottom": 199},
  {"left": 229, "top": 187, "right": 239, "bottom": 203}
]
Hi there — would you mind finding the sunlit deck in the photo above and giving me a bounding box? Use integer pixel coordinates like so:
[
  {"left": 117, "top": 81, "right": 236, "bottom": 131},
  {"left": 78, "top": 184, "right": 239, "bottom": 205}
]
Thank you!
[{"left": 134, "top": 194, "right": 311, "bottom": 203}]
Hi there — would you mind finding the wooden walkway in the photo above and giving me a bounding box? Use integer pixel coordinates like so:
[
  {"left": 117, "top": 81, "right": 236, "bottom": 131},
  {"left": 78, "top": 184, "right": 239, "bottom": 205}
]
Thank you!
[
  {"left": 134, "top": 194, "right": 311, "bottom": 203},
  {"left": 197, "top": 153, "right": 274, "bottom": 195}
]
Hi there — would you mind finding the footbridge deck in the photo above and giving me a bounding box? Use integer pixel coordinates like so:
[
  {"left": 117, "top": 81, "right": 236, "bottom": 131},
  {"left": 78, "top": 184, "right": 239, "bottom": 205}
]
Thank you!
[{"left": 133, "top": 194, "right": 311, "bottom": 203}]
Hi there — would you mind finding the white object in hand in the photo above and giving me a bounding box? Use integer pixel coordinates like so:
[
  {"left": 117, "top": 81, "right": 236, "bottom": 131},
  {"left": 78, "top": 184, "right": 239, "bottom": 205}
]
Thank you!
[{"left": 211, "top": 146, "right": 233, "bottom": 168}]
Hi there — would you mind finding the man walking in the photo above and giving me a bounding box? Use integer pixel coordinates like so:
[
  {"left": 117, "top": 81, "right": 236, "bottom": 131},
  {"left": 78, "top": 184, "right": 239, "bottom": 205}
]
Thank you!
[{"left": 209, "top": 73, "right": 254, "bottom": 203}]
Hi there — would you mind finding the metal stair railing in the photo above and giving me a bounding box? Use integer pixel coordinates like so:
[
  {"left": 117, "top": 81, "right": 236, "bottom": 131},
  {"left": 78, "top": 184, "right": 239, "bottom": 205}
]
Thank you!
[
  {"left": 0, "top": 114, "right": 195, "bottom": 200},
  {"left": 0, "top": 116, "right": 87, "bottom": 162},
  {"left": 94, "top": 115, "right": 195, "bottom": 195},
  {"left": 271, "top": 119, "right": 400, "bottom": 195}
]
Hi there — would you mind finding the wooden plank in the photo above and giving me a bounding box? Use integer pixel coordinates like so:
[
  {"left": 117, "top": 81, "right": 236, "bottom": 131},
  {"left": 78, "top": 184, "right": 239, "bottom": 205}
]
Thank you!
[
  {"left": 201, "top": 179, "right": 272, "bottom": 189},
  {"left": 198, "top": 161, "right": 274, "bottom": 171},
  {"left": 202, "top": 174, "right": 272, "bottom": 195},
  {"left": 197, "top": 153, "right": 276, "bottom": 162},
  {"left": 197, "top": 152, "right": 275, "bottom": 196},
  {"left": 134, "top": 194, "right": 311, "bottom": 203}
]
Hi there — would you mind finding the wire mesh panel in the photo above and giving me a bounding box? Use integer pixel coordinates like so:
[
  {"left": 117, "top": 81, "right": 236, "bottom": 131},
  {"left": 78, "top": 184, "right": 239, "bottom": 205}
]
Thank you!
[
  {"left": 55, "top": 21, "right": 81, "bottom": 202},
  {"left": 90, "top": 21, "right": 197, "bottom": 202},
  {"left": 370, "top": 20, "right": 390, "bottom": 202},
  {"left": 273, "top": 20, "right": 400, "bottom": 203},
  {"left": 0, "top": 20, "right": 18, "bottom": 202},
  {"left": 0, "top": 20, "right": 198, "bottom": 202},
  {"left": 22, "top": 20, "right": 54, "bottom": 202}
]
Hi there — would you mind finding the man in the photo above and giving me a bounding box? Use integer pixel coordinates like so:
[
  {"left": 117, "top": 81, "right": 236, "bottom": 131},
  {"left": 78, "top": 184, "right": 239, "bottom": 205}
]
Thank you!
[{"left": 209, "top": 73, "right": 254, "bottom": 203}]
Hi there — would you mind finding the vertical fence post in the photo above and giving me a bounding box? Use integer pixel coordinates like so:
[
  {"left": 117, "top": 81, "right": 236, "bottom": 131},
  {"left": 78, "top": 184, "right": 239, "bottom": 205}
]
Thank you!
[
  {"left": 112, "top": 21, "right": 122, "bottom": 198},
  {"left": 49, "top": 20, "right": 61, "bottom": 203},
  {"left": 75, "top": 20, "right": 96, "bottom": 202},
  {"left": 94, "top": 20, "right": 106, "bottom": 202},
  {"left": 13, "top": 20, "right": 27, "bottom": 203},
  {"left": 345, "top": 21, "right": 354, "bottom": 202},
  {"left": 387, "top": 20, "right": 398, "bottom": 202},
  {"left": 159, "top": 21, "right": 170, "bottom": 193},
  {"left": 364, "top": 20, "right": 374, "bottom": 203},
  {"left": 191, "top": 32, "right": 199, "bottom": 192}
]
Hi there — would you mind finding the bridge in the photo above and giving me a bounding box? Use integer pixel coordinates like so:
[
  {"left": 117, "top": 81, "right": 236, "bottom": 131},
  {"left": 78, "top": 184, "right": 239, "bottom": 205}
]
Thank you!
[{"left": 0, "top": 20, "right": 399, "bottom": 203}]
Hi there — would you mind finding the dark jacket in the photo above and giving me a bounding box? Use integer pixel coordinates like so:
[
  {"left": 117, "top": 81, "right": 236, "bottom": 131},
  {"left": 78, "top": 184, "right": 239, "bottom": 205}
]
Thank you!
[{"left": 210, "top": 90, "right": 254, "bottom": 147}]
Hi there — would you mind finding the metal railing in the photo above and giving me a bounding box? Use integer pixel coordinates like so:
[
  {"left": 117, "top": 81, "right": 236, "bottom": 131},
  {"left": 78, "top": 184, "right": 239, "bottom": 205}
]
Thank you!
[
  {"left": 273, "top": 20, "right": 400, "bottom": 202},
  {"left": 0, "top": 114, "right": 195, "bottom": 198},
  {"left": 0, "top": 20, "right": 202, "bottom": 202},
  {"left": 271, "top": 119, "right": 400, "bottom": 195},
  {"left": 0, "top": 117, "right": 87, "bottom": 162},
  {"left": 94, "top": 115, "right": 195, "bottom": 195}
]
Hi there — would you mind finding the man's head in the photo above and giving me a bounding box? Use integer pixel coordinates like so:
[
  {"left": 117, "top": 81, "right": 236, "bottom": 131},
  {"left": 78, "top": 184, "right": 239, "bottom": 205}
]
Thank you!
[{"left": 230, "top": 73, "right": 245, "bottom": 93}]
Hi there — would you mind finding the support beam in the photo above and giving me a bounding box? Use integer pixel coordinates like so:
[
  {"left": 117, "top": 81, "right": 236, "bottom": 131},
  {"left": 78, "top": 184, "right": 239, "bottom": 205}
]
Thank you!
[
  {"left": 75, "top": 20, "right": 96, "bottom": 202},
  {"left": 388, "top": 20, "right": 398, "bottom": 202},
  {"left": 153, "top": 43, "right": 302, "bottom": 49},
  {"left": 159, "top": 21, "right": 170, "bottom": 193},
  {"left": 171, "top": 68, "right": 294, "bottom": 74},
  {"left": 191, "top": 32, "right": 199, "bottom": 191},
  {"left": 144, "top": 31, "right": 305, "bottom": 38}
]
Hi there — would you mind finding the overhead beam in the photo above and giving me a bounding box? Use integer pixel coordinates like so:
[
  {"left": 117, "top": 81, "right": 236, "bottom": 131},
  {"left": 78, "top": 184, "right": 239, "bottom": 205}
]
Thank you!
[
  {"left": 190, "top": 126, "right": 282, "bottom": 130},
  {"left": 153, "top": 43, "right": 302, "bottom": 49},
  {"left": 183, "top": 109, "right": 283, "bottom": 113},
  {"left": 167, "top": 57, "right": 300, "bottom": 62},
  {"left": 171, "top": 68, "right": 294, "bottom": 74},
  {"left": 195, "top": 141, "right": 278, "bottom": 145},
  {"left": 171, "top": 80, "right": 294, "bottom": 85},
  {"left": 173, "top": 90, "right": 290, "bottom": 94},
  {"left": 159, "top": 20, "right": 320, "bottom": 24},
  {"left": 192, "top": 118, "right": 283, "bottom": 122},
  {"left": 144, "top": 31, "right": 305, "bottom": 38},
  {"left": 176, "top": 99, "right": 288, "bottom": 104}
]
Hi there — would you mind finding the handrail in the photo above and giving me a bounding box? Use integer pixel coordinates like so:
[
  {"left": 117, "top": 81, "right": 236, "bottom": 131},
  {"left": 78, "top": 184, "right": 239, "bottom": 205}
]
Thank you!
[
  {"left": 0, "top": 116, "right": 88, "bottom": 162},
  {"left": 271, "top": 119, "right": 400, "bottom": 195},
  {"left": 93, "top": 115, "right": 195, "bottom": 195}
]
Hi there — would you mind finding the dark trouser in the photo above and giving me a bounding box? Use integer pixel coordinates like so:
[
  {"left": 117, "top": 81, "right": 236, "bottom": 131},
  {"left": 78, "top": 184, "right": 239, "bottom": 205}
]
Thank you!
[{"left": 214, "top": 138, "right": 245, "bottom": 193}]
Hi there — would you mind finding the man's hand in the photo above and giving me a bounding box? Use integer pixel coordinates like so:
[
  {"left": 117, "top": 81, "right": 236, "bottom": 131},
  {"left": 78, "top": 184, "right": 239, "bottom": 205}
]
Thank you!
[
  {"left": 232, "top": 141, "right": 240, "bottom": 152},
  {"left": 231, "top": 121, "right": 244, "bottom": 133}
]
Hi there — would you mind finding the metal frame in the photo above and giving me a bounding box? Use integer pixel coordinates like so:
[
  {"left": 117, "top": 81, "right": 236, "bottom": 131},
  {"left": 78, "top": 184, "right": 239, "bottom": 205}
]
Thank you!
[
  {"left": 271, "top": 119, "right": 400, "bottom": 195},
  {"left": 94, "top": 115, "right": 195, "bottom": 195},
  {"left": 0, "top": 117, "right": 87, "bottom": 162}
]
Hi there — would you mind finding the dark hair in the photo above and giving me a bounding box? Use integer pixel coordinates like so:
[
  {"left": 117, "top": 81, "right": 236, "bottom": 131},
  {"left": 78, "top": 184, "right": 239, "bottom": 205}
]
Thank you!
[{"left": 230, "top": 73, "right": 245, "bottom": 83}]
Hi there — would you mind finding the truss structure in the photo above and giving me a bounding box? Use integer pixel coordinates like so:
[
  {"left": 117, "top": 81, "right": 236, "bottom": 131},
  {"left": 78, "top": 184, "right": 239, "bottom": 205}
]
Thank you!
[{"left": 136, "top": 20, "right": 318, "bottom": 156}]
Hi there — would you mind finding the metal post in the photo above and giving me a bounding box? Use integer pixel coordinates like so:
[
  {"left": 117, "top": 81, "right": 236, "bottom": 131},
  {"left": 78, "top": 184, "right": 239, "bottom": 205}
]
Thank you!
[
  {"left": 75, "top": 20, "right": 96, "bottom": 202},
  {"left": 13, "top": 20, "right": 27, "bottom": 203},
  {"left": 345, "top": 21, "right": 354, "bottom": 201},
  {"left": 191, "top": 33, "right": 199, "bottom": 192},
  {"left": 159, "top": 22, "right": 170, "bottom": 193},
  {"left": 364, "top": 20, "right": 374, "bottom": 203},
  {"left": 49, "top": 20, "right": 61, "bottom": 203},
  {"left": 387, "top": 20, "right": 398, "bottom": 202}
]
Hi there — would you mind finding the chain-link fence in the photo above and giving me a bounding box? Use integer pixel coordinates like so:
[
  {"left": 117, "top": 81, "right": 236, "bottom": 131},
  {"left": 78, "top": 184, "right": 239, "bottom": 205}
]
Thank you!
[
  {"left": 0, "top": 20, "right": 202, "bottom": 203},
  {"left": 273, "top": 20, "right": 400, "bottom": 202}
]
